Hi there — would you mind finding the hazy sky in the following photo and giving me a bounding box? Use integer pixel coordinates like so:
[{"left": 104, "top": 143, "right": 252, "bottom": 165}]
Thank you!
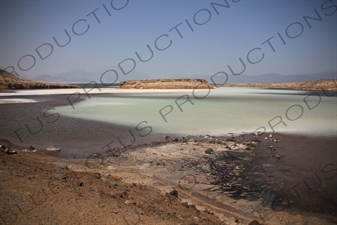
[{"left": 1, "top": 0, "right": 336, "bottom": 82}]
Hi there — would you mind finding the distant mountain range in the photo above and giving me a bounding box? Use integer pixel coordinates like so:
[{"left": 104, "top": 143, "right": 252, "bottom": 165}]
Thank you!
[
  {"left": 22, "top": 70, "right": 336, "bottom": 84},
  {"left": 23, "top": 69, "right": 153, "bottom": 83}
]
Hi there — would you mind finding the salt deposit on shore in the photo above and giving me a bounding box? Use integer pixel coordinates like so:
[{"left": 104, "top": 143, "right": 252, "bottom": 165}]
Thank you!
[{"left": 0, "top": 98, "right": 38, "bottom": 104}]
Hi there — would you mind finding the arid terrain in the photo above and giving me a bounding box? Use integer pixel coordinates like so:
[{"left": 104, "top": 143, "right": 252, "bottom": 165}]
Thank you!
[
  {"left": 0, "top": 70, "right": 78, "bottom": 89},
  {"left": 225, "top": 79, "right": 337, "bottom": 91},
  {"left": 118, "top": 79, "right": 214, "bottom": 89}
]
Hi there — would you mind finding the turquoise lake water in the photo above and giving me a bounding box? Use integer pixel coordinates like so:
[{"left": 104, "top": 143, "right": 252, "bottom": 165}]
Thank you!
[{"left": 54, "top": 87, "right": 337, "bottom": 137}]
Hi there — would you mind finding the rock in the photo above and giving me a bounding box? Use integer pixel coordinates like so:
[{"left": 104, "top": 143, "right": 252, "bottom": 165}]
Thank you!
[
  {"left": 24, "top": 145, "right": 37, "bottom": 152},
  {"left": 207, "top": 138, "right": 215, "bottom": 143},
  {"left": 254, "top": 131, "right": 262, "bottom": 136},
  {"left": 7, "top": 149, "right": 17, "bottom": 155},
  {"left": 165, "top": 136, "right": 171, "bottom": 141},
  {"left": 172, "top": 138, "right": 179, "bottom": 142},
  {"left": 124, "top": 200, "right": 135, "bottom": 205},
  {"left": 248, "top": 220, "right": 263, "bottom": 225},
  {"left": 188, "top": 138, "right": 196, "bottom": 142},
  {"left": 210, "top": 187, "right": 220, "bottom": 192},
  {"left": 274, "top": 155, "right": 281, "bottom": 159},
  {"left": 93, "top": 173, "right": 101, "bottom": 179},
  {"left": 46, "top": 145, "right": 61, "bottom": 152},
  {"left": 169, "top": 190, "right": 179, "bottom": 198},
  {"left": 205, "top": 148, "right": 213, "bottom": 154},
  {"left": 0, "top": 145, "right": 9, "bottom": 153},
  {"left": 0, "top": 145, "right": 16, "bottom": 155}
]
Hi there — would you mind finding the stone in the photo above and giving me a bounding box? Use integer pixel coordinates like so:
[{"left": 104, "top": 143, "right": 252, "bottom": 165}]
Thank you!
[
  {"left": 46, "top": 145, "right": 61, "bottom": 151},
  {"left": 207, "top": 138, "right": 215, "bottom": 143},
  {"left": 93, "top": 173, "right": 101, "bottom": 179},
  {"left": 0, "top": 144, "right": 9, "bottom": 153},
  {"left": 205, "top": 148, "right": 213, "bottom": 154},
  {"left": 169, "top": 190, "right": 179, "bottom": 198},
  {"left": 124, "top": 200, "right": 135, "bottom": 205},
  {"left": 210, "top": 187, "right": 220, "bottom": 192},
  {"left": 7, "top": 149, "right": 17, "bottom": 155},
  {"left": 0, "top": 144, "right": 17, "bottom": 155},
  {"left": 248, "top": 220, "right": 263, "bottom": 225}
]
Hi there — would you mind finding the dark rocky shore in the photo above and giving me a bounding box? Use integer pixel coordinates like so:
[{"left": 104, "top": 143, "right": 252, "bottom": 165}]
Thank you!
[{"left": 1, "top": 130, "right": 336, "bottom": 224}]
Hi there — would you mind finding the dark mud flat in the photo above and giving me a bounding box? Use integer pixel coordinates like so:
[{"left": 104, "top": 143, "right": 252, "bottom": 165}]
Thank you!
[
  {"left": 103, "top": 132, "right": 337, "bottom": 214},
  {"left": 243, "top": 133, "right": 337, "bottom": 216},
  {"left": 0, "top": 94, "right": 155, "bottom": 158},
  {"left": 89, "top": 132, "right": 337, "bottom": 224}
]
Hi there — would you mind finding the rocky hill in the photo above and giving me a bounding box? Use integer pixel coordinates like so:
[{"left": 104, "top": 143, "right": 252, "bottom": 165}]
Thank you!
[
  {"left": 119, "top": 79, "right": 214, "bottom": 89},
  {"left": 225, "top": 79, "right": 337, "bottom": 91},
  {"left": 0, "top": 69, "right": 78, "bottom": 89}
]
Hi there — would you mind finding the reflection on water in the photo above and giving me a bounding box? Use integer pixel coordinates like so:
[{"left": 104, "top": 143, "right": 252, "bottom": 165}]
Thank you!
[{"left": 55, "top": 87, "right": 337, "bottom": 136}]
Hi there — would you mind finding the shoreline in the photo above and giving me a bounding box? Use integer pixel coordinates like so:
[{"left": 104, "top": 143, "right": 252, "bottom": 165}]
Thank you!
[
  {"left": 1, "top": 131, "right": 336, "bottom": 224},
  {"left": 1, "top": 89, "right": 336, "bottom": 158}
]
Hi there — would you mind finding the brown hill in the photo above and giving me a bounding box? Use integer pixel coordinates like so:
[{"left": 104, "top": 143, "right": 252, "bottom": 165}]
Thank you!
[
  {"left": 0, "top": 69, "right": 78, "bottom": 89},
  {"left": 225, "top": 79, "right": 337, "bottom": 91},
  {"left": 119, "top": 78, "right": 214, "bottom": 89}
]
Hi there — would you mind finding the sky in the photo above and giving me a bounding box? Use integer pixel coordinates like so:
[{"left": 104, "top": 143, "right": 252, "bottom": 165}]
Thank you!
[{"left": 0, "top": 0, "right": 336, "bottom": 83}]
